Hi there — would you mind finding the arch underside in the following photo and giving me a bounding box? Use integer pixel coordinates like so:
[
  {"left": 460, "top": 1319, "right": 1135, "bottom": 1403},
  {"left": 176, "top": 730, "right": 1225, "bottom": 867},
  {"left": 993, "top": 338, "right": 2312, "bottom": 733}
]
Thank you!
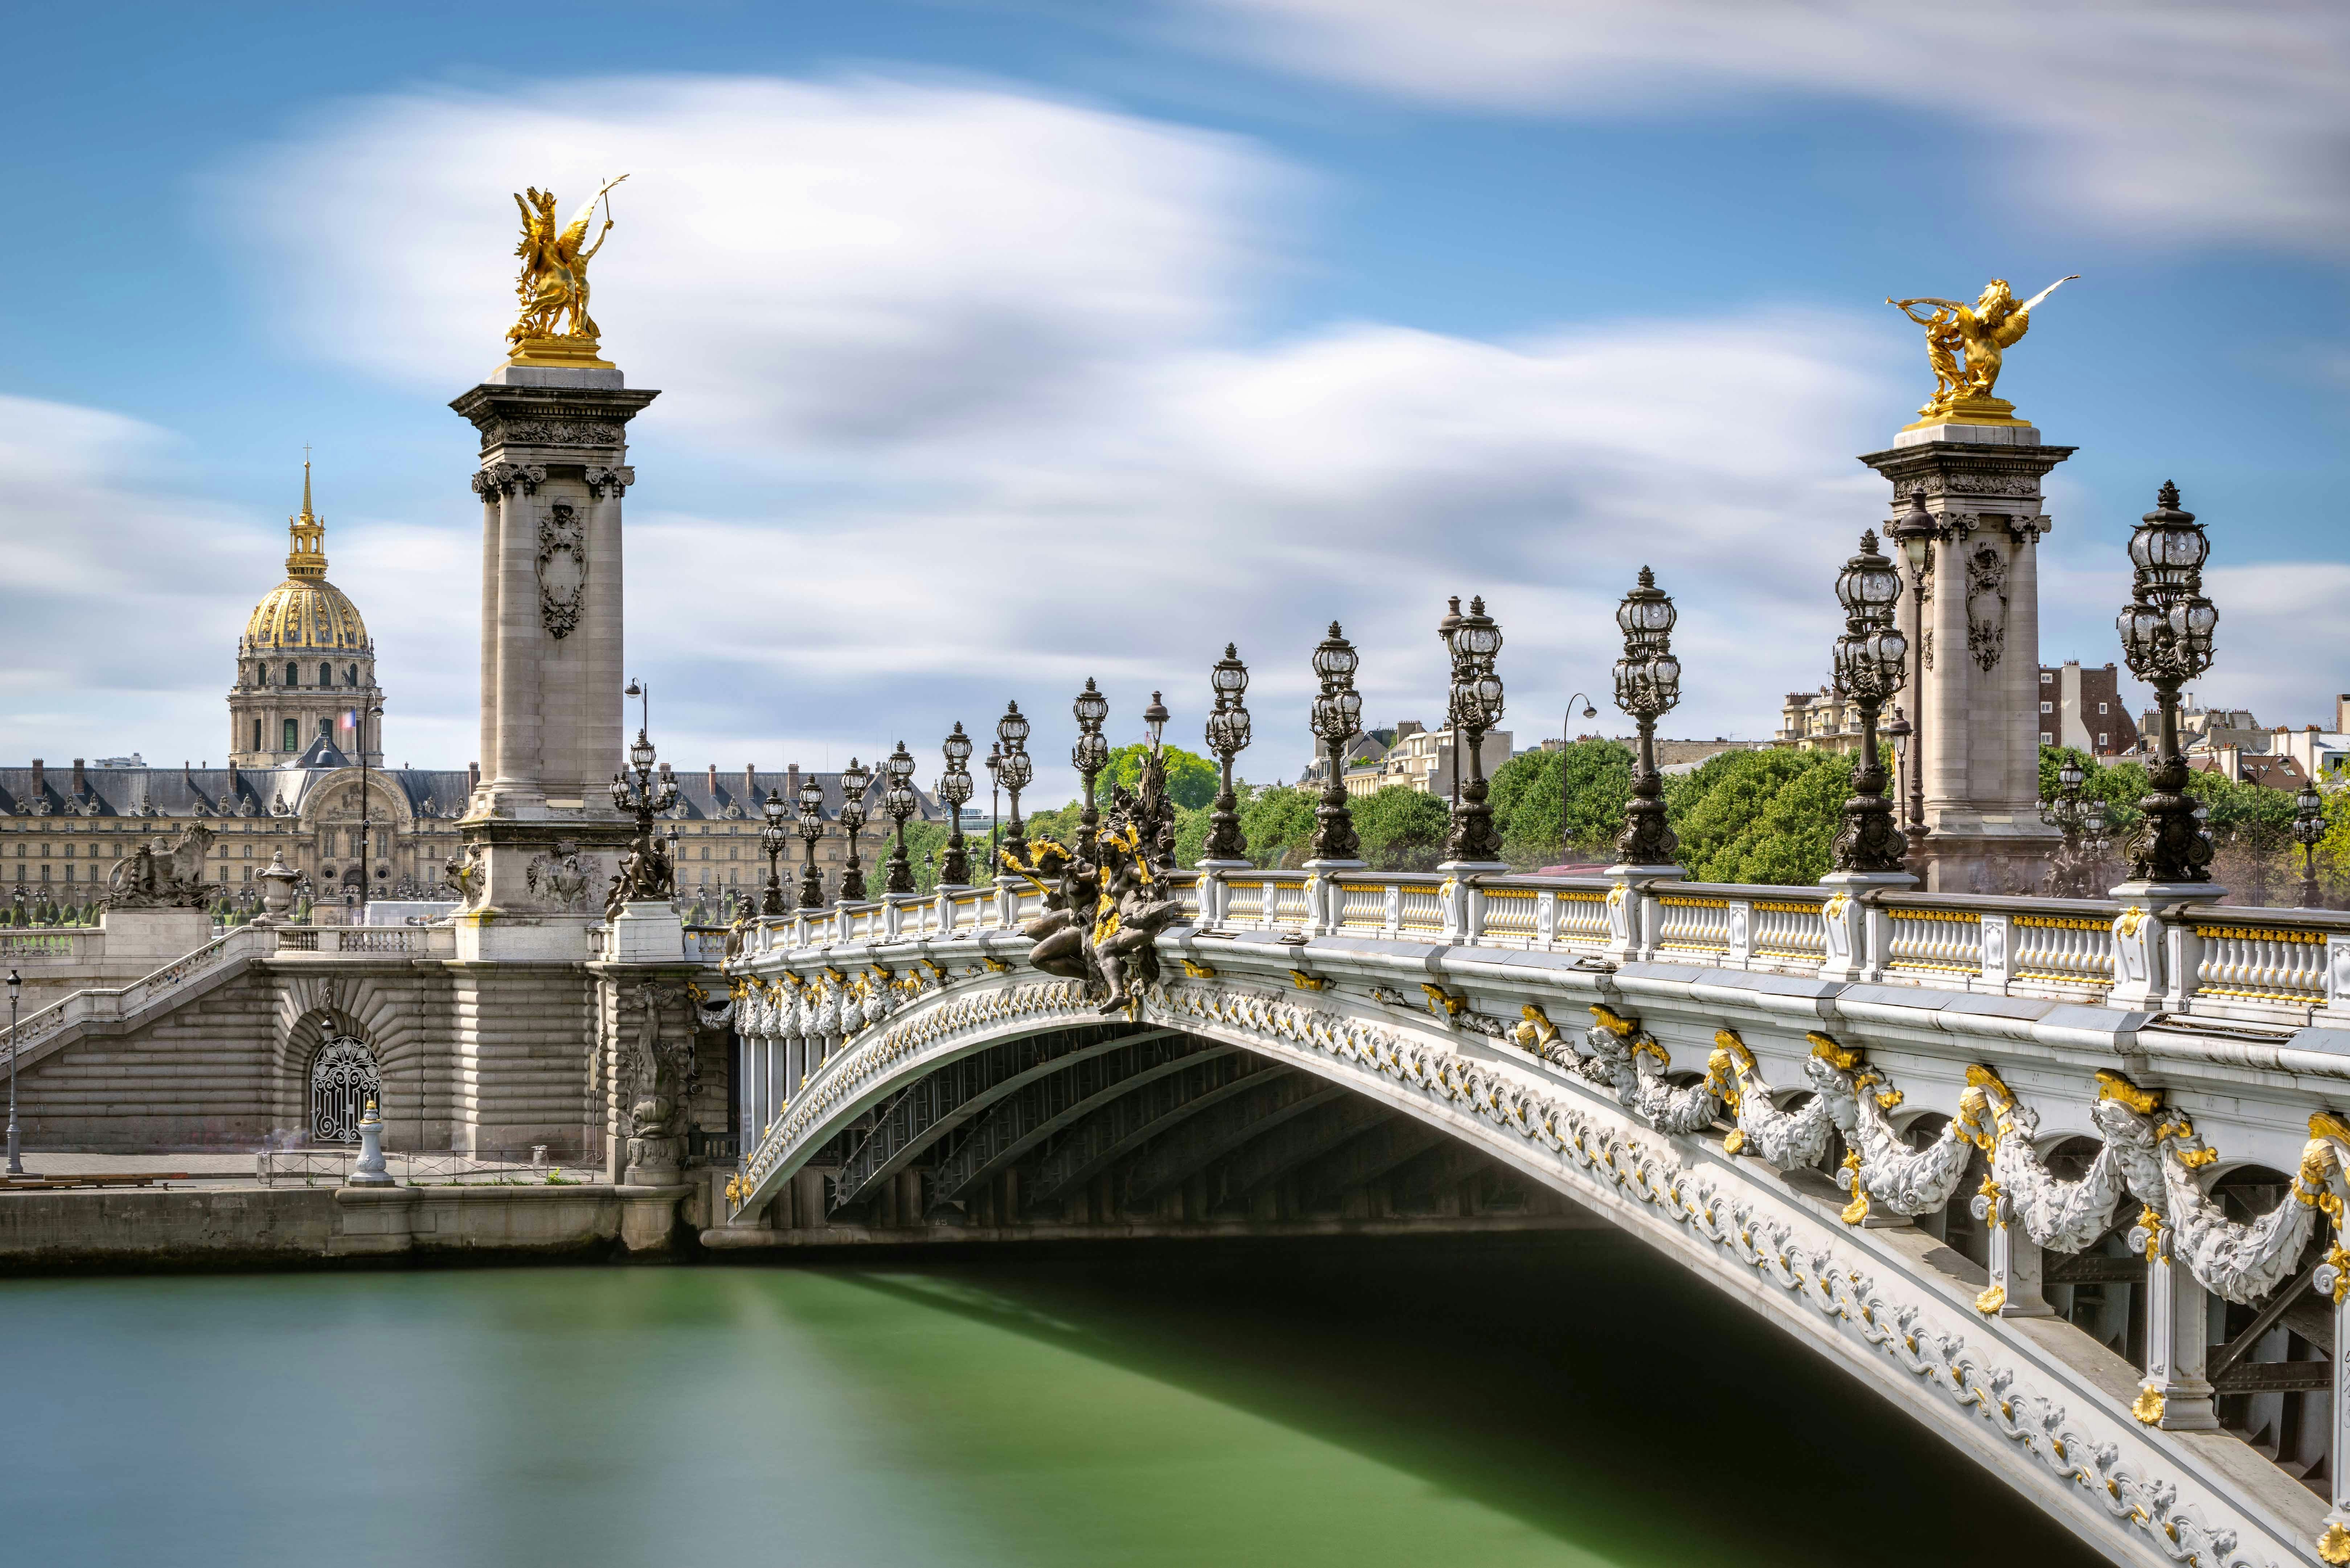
[{"left": 737, "top": 975, "right": 2315, "bottom": 1568}]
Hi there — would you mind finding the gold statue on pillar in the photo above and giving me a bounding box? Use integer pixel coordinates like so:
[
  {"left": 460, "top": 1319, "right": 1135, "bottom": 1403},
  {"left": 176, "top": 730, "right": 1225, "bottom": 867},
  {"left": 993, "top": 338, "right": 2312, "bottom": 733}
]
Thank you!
[
  {"left": 1887, "top": 275, "right": 2077, "bottom": 428},
  {"left": 505, "top": 175, "right": 628, "bottom": 368}
]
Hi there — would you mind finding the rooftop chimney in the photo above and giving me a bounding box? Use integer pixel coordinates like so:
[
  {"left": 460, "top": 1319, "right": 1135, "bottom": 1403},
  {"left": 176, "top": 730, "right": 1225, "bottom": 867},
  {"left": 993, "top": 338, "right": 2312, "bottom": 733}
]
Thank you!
[
  {"left": 72, "top": 758, "right": 86, "bottom": 797},
  {"left": 707, "top": 764, "right": 719, "bottom": 801},
  {"left": 468, "top": 760, "right": 480, "bottom": 792},
  {"left": 745, "top": 764, "right": 758, "bottom": 801},
  {"left": 787, "top": 763, "right": 801, "bottom": 802},
  {"left": 30, "top": 759, "right": 44, "bottom": 799}
]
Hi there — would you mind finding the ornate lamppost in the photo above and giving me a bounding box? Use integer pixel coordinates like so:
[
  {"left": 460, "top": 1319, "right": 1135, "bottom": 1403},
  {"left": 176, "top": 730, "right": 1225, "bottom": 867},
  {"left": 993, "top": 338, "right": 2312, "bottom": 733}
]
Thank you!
[
  {"left": 795, "top": 776, "right": 825, "bottom": 910},
  {"left": 1307, "top": 623, "right": 1363, "bottom": 863},
  {"left": 6, "top": 968, "right": 20, "bottom": 1176},
  {"left": 1141, "top": 690, "right": 1175, "bottom": 869},
  {"left": 608, "top": 705, "right": 679, "bottom": 902},
  {"left": 2116, "top": 483, "right": 2218, "bottom": 886},
  {"left": 836, "top": 757, "right": 872, "bottom": 903},
  {"left": 758, "top": 788, "right": 790, "bottom": 915},
  {"left": 356, "top": 699, "right": 385, "bottom": 923},
  {"left": 1888, "top": 488, "right": 1936, "bottom": 850},
  {"left": 1202, "top": 645, "right": 1252, "bottom": 864},
  {"left": 996, "top": 703, "right": 1032, "bottom": 868},
  {"left": 1072, "top": 678, "right": 1111, "bottom": 855},
  {"left": 1829, "top": 531, "right": 1911, "bottom": 874},
  {"left": 2042, "top": 755, "right": 2097, "bottom": 899},
  {"left": 1611, "top": 568, "right": 1681, "bottom": 868},
  {"left": 1440, "top": 596, "right": 1508, "bottom": 866},
  {"left": 2295, "top": 782, "right": 2326, "bottom": 909},
  {"left": 881, "top": 742, "right": 919, "bottom": 895},
  {"left": 938, "top": 723, "right": 975, "bottom": 886}
]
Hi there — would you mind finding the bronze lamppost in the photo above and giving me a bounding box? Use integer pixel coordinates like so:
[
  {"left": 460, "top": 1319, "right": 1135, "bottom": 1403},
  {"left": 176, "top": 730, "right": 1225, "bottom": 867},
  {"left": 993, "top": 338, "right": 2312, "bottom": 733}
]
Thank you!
[
  {"left": 1440, "top": 595, "right": 1508, "bottom": 865},
  {"left": 1202, "top": 644, "right": 1252, "bottom": 863},
  {"left": 881, "top": 742, "right": 919, "bottom": 895},
  {"left": 794, "top": 775, "right": 825, "bottom": 910},
  {"left": 758, "top": 788, "right": 790, "bottom": 915},
  {"left": 1141, "top": 690, "right": 1175, "bottom": 869},
  {"left": 608, "top": 701, "right": 679, "bottom": 899},
  {"left": 1072, "top": 678, "right": 1111, "bottom": 855},
  {"left": 2042, "top": 755, "right": 2100, "bottom": 898},
  {"left": 2294, "top": 782, "right": 2326, "bottom": 908},
  {"left": 2117, "top": 483, "right": 2218, "bottom": 886},
  {"left": 1611, "top": 568, "right": 1681, "bottom": 868},
  {"left": 938, "top": 723, "right": 975, "bottom": 886},
  {"left": 1829, "top": 531, "right": 1911, "bottom": 874},
  {"left": 996, "top": 703, "right": 1032, "bottom": 868},
  {"left": 1307, "top": 623, "right": 1363, "bottom": 862},
  {"left": 1887, "top": 487, "right": 1936, "bottom": 848},
  {"left": 837, "top": 757, "right": 873, "bottom": 903}
]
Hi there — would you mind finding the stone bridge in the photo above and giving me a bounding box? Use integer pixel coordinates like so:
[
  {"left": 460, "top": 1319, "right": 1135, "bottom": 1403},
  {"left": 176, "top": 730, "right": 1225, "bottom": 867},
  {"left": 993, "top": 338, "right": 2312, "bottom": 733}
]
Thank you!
[{"left": 720, "top": 865, "right": 2350, "bottom": 1568}]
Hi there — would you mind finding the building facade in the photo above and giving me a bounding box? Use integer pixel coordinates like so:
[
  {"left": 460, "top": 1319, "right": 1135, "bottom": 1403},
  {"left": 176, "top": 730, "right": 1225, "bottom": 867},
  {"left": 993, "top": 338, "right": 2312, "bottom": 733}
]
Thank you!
[{"left": 2034, "top": 661, "right": 2139, "bottom": 756}]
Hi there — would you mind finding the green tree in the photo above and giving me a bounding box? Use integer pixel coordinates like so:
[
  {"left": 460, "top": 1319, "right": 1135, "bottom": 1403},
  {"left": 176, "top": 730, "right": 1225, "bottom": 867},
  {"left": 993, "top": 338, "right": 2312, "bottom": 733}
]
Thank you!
[
  {"left": 1240, "top": 784, "right": 1319, "bottom": 868},
  {"left": 1103, "top": 744, "right": 1220, "bottom": 810},
  {"left": 1668, "top": 748, "right": 1854, "bottom": 885},
  {"left": 1489, "top": 740, "right": 1635, "bottom": 867},
  {"left": 1351, "top": 786, "right": 1453, "bottom": 871}
]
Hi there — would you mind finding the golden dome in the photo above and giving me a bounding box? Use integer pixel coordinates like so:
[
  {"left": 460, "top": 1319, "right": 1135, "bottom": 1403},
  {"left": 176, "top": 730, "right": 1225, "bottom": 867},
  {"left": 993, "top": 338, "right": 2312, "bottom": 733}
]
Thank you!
[{"left": 241, "top": 463, "right": 371, "bottom": 653}]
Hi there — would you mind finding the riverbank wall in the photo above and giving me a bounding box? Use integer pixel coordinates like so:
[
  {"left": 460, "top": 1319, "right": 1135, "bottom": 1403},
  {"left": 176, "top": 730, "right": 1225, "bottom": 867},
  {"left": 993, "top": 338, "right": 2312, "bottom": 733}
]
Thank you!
[{"left": 0, "top": 1183, "right": 698, "bottom": 1269}]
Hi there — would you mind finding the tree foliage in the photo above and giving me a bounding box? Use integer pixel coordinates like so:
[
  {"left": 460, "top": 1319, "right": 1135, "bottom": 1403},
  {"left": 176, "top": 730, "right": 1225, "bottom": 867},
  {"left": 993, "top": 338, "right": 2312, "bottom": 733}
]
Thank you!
[
  {"left": 1665, "top": 748, "right": 1853, "bottom": 884},
  {"left": 1488, "top": 740, "right": 1633, "bottom": 865},
  {"left": 1351, "top": 785, "right": 1453, "bottom": 871},
  {"left": 1104, "top": 743, "right": 1221, "bottom": 811}
]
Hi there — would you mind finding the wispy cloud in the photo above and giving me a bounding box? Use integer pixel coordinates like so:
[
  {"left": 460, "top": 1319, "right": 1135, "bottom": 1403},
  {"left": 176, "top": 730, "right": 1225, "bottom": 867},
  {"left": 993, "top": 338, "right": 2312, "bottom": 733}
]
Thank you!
[{"left": 1174, "top": 0, "right": 2350, "bottom": 253}]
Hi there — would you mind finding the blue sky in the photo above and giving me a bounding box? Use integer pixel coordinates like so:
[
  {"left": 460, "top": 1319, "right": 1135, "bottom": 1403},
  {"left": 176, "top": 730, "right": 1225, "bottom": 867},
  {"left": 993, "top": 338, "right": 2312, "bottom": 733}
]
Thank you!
[{"left": 4, "top": 1, "right": 2344, "bottom": 797}]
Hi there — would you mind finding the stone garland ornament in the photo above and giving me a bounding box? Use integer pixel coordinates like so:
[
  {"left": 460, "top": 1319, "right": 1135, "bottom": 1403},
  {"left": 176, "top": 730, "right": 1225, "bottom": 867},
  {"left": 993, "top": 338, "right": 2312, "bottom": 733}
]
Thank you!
[
  {"left": 1570, "top": 1005, "right": 1717, "bottom": 1135},
  {"left": 470, "top": 461, "right": 546, "bottom": 499},
  {"left": 536, "top": 502, "right": 587, "bottom": 639},
  {"left": 729, "top": 964, "right": 2317, "bottom": 1567},
  {"left": 1965, "top": 543, "right": 2010, "bottom": 672}
]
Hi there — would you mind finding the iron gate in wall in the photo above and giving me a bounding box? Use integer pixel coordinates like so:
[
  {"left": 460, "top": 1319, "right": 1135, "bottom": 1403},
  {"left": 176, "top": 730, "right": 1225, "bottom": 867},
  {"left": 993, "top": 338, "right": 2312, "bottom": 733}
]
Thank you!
[{"left": 309, "top": 1032, "right": 380, "bottom": 1144}]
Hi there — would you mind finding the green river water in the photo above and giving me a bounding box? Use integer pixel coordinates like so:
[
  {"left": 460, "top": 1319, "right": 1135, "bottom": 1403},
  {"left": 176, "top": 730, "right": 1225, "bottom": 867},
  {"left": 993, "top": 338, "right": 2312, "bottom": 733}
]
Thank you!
[{"left": 4, "top": 1234, "right": 2097, "bottom": 1567}]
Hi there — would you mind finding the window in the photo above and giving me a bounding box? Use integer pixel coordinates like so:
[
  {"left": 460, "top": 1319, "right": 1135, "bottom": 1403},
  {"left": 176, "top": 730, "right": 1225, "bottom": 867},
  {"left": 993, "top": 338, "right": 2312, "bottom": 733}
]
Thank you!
[
  {"left": 2039, "top": 732, "right": 2053, "bottom": 746},
  {"left": 283, "top": 719, "right": 298, "bottom": 751},
  {"left": 320, "top": 662, "right": 332, "bottom": 686},
  {"left": 286, "top": 661, "right": 298, "bottom": 686},
  {"left": 2039, "top": 701, "right": 2052, "bottom": 713},
  {"left": 2039, "top": 671, "right": 2053, "bottom": 684},
  {"left": 2098, "top": 733, "right": 2109, "bottom": 748},
  {"left": 251, "top": 719, "right": 262, "bottom": 753},
  {"left": 319, "top": 717, "right": 332, "bottom": 740},
  {"left": 346, "top": 664, "right": 358, "bottom": 687},
  {"left": 2097, "top": 703, "right": 2108, "bottom": 715}
]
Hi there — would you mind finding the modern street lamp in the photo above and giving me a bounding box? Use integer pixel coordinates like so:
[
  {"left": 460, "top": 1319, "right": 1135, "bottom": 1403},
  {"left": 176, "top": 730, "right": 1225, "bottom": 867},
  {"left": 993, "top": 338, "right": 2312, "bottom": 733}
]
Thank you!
[
  {"left": 758, "top": 788, "right": 790, "bottom": 915},
  {"left": 938, "top": 723, "right": 975, "bottom": 887},
  {"left": 997, "top": 703, "right": 1033, "bottom": 867},
  {"left": 837, "top": 757, "right": 873, "bottom": 903},
  {"left": 1073, "top": 678, "right": 1111, "bottom": 855},
  {"left": 2117, "top": 482, "right": 2219, "bottom": 885},
  {"left": 2295, "top": 781, "right": 2326, "bottom": 909},
  {"left": 882, "top": 742, "right": 919, "bottom": 896},
  {"left": 1203, "top": 644, "right": 1253, "bottom": 864},
  {"left": 984, "top": 742, "right": 1003, "bottom": 877},
  {"left": 1441, "top": 595, "right": 1508, "bottom": 865},
  {"left": 1308, "top": 623, "right": 1364, "bottom": 862},
  {"left": 1558, "top": 691, "right": 1597, "bottom": 859},
  {"left": 1829, "top": 530, "right": 1911, "bottom": 874},
  {"left": 1611, "top": 568, "right": 1682, "bottom": 868},
  {"left": 356, "top": 699, "right": 386, "bottom": 924},
  {"left": 1888, "top": 487, "right": 1936, "bottom": 848},
  {"left": 795, "top": 775, "right": 826, "bottom": 910},
  {"left": 5, "top": 968, "right": 20, "bottom": 1175}
]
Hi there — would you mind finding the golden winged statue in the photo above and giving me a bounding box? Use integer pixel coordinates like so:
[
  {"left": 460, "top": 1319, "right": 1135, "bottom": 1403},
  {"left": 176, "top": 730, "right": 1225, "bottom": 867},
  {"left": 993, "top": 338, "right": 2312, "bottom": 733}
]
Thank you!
[
  {"left": 1887, "top": 275, "right": 2076, "bottom": 427},
  {"left": 505, "top": 175, "right": 627, "bottom": 364}
]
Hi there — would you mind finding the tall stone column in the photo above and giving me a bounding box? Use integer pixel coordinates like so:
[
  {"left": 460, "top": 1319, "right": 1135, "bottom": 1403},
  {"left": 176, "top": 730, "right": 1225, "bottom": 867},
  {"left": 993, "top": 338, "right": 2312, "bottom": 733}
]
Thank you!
[
  {"left": 1859, "top": 421, "right": 2071, "bottom": 893},
  {"left": 448, "top": 362, "right": 658, "bottom": 960}
]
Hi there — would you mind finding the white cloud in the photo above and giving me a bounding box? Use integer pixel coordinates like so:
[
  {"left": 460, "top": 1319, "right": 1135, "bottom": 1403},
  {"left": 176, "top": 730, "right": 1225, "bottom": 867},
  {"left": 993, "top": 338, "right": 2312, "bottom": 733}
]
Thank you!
[
  {"left": 1174, "top": 0, "right": 2350, "bottom": 252},
  {"left": 60, "top": 67, "right": 2309, "bottom": 807}
]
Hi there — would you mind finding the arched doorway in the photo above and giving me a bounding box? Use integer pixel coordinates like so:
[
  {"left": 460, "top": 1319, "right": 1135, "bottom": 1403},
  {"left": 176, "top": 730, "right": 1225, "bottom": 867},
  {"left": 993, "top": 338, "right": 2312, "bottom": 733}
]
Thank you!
[{"left": 309, "top": 1031, "right": 380, "bottom": 1144}]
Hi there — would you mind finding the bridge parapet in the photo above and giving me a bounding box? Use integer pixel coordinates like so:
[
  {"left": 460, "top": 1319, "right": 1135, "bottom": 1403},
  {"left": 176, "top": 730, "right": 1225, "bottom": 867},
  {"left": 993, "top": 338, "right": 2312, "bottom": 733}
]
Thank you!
[{"left": 721, "top": 867, "right": 2350, "bottom": 1565}]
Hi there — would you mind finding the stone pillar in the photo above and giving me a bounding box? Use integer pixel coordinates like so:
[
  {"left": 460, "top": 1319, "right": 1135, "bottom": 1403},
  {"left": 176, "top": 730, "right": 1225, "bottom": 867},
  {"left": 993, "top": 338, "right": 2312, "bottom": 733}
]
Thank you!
[
  {"left": 448, "top": 363, "right": 658, "bottom": 964},
  {"left": 593, "top": 965, "right": 702, "bottom": 1187},
  {"left": 1977, "top": 1191, "right": 2051, "bottom": 1318},
  {"left": 1859, "top": 422, "right": 2071, "bottom": 894},
  {"left": 2133, "top": 1222, "right": 2220, "bottom": 1431}
]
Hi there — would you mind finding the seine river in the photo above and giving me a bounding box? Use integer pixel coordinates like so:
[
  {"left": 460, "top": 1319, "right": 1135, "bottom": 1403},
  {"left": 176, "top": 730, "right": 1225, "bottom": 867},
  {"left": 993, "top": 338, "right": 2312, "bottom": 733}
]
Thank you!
[{"left": 5, "top": 1234, "right": 2096, "bottom": 1567}]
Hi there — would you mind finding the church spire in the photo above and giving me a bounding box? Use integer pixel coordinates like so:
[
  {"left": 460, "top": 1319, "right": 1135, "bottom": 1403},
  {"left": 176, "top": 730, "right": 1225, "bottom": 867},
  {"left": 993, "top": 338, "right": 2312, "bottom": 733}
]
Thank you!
[{"left": 287, "top": 455, "right": 328, "bottom": 579}]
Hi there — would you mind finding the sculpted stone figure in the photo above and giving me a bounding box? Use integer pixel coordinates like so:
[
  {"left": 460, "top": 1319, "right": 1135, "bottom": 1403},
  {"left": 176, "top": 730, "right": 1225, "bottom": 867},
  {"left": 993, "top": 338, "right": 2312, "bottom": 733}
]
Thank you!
[
  {"left": 104, "top": 824, "right": 217, "bottom": 909},
  {"left": 1003, "top": 770, "right": 1185, "bottom": 1014}
]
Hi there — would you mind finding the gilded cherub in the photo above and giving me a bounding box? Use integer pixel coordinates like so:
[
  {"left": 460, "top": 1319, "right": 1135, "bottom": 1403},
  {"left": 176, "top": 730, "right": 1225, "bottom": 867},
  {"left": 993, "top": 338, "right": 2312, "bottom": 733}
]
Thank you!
[{"left": 1888, "top": 275, "right": 2077, "bottom": 419}]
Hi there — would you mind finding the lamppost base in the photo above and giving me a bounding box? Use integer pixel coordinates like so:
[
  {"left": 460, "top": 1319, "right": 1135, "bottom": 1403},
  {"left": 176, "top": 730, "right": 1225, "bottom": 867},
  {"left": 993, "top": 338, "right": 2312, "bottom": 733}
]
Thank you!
[{"left": 1435, "top": 859, "right": 1510, "bottom": 874}]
